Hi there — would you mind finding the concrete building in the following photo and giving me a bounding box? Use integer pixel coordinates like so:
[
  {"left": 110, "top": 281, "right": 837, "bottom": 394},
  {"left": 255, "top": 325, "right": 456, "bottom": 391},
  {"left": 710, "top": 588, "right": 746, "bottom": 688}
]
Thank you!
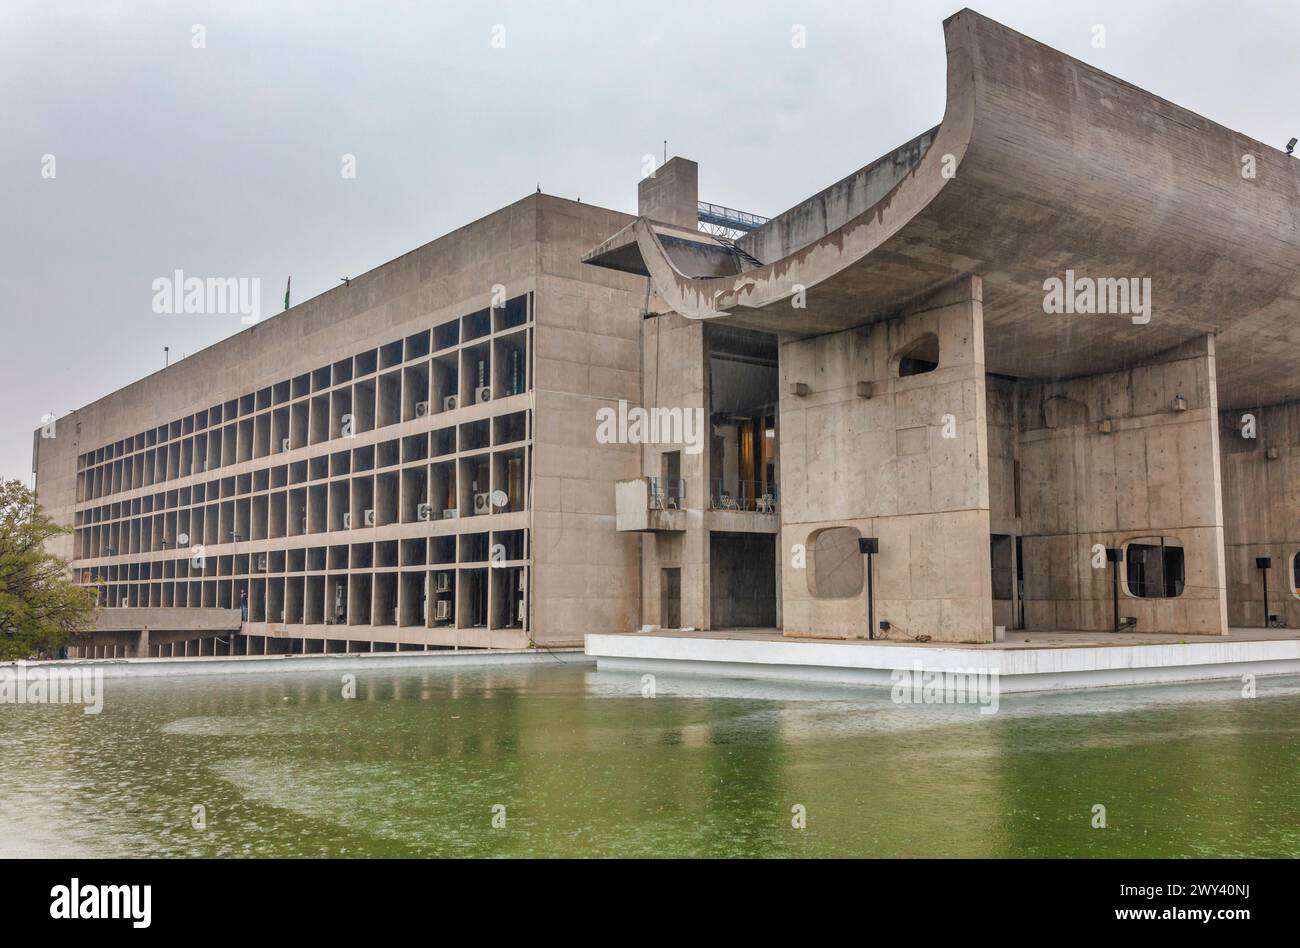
[
  {"left": 585, "top": 9, "right": 1300, "bottom": 644},
  {"left": 33, "top": 9, "right": 1300, "bottom": 656},
  {"left": 35, "top": 196, "right": 647, "bottom": 656}
]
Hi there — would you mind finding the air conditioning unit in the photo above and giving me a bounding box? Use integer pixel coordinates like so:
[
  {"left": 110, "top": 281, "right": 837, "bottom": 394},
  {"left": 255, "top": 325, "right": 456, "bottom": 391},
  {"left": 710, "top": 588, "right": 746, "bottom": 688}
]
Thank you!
[
  {"left": 256, "top": 554, "right": 267, "bottom": 571},
  {"left": 363, "top": 509, "right": 376, "bottom": 527},
  {"left": 415, "top": 401, "right": 430, "bottom": 418},
  {"left": 333, "top": 586, "right": 345, "bottom": 620},
  {"left": 435, "top": 573, "right": 450, "bottom": 592},
  {"left": 417, "top": 503, "right": 432, "bottom": 521},
  {"left": 435, "top": 600, "right": 451, "bottom": 621},
  {"left": 476, "top": 386, "right": 492, "bottom": 404},
  {"left": 442, "top": 509, "right": 457, "bottom": 520},
  {"left": 474, "top": 492, "right": 491, "bottom": 514},
  {"left": 342, "top": 512, "right": 352, "bottom": 529},
  {"left": 281, "top": 438, "right": 291, "bottom": 452},
  {"left": 443, "top": 395, "right": 458, "bottom": 412},
  {"left": 518, "top": 572, "right": 525, "bottom": 591}
]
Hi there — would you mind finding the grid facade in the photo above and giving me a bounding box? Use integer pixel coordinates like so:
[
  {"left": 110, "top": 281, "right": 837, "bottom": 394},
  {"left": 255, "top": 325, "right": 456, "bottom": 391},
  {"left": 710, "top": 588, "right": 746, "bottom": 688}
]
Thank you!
[{"left": 70, "top": 294, "right": 536, "bottom": 642}]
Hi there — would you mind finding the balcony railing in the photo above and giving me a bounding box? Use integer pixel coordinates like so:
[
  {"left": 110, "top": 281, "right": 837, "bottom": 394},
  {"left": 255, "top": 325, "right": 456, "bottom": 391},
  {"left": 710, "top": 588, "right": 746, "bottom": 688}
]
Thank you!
[
  {"left": 647, "top": 477, "right": 685, "bottom": 510},
  {"left": 710, "top": 480, "right": 778, "bottom": 513}
]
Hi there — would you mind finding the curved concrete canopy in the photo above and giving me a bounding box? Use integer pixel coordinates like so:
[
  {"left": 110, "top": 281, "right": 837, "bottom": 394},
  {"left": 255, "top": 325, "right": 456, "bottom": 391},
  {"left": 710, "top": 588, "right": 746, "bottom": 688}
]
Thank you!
[{"left": 583, "top": 9, "right": 1300, "bottom": 411}]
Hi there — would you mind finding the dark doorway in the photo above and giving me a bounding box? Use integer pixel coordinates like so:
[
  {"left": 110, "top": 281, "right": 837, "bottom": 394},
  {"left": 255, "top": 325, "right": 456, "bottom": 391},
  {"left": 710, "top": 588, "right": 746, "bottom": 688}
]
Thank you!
[
  {"left": 660, "top": 568, "right": 681, "bottom": 628},
  {"left": 710, "top": 532, "right": 777, "bottom": 628},
  {"left": 990, "top": 533, "right": 1019, "bottom": 631}
]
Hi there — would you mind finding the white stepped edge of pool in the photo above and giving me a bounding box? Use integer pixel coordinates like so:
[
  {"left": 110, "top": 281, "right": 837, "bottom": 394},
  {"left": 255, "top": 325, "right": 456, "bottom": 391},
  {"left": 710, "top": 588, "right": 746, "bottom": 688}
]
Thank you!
[
  {"left": 8, "top": 648, "right": 593, "bottom": 679},
  {"left": 584, "top": 634, "right": 1300, "bottom": 694}
]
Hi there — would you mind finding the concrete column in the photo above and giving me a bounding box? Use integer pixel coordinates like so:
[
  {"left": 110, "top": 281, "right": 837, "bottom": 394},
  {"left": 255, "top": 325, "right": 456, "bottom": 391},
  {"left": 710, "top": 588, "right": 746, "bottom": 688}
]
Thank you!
[
  {"left": 779, "top": 275, "right": 994, "bottom": 642},
  {"left": 638, "top": 312, "right": 711, "bottom": 630}
]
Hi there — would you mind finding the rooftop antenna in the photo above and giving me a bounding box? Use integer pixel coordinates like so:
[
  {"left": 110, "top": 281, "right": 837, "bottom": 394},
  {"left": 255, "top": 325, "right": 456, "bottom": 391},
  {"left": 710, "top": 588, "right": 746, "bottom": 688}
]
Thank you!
[
  {"left": 164, "top": 346, "right": 169, "bottom": 368},
  {"left": 663, "top": 140, "right": 667, "bottom": 165}
]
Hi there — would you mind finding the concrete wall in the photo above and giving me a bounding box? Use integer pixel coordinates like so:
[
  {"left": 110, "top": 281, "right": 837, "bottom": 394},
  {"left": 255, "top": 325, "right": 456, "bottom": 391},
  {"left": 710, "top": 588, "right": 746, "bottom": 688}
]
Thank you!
[
  {"left": 635, "top": 312, "right": 711, "bottom": 630},
  {"left": 1219, "top": 399, "right": 1300, "bottom": 627},
  {"left": 1014, "top": 335, "right": 1228, "bottom": 635},
  {"left": 779, "top": 276, "right": 994, "bottom": 642},
  {"left": 985, "top": 379, "right": 1021, "bottom": 629},
  {"left": 531, "top": 200, "right": 647, "bottom": 643}
]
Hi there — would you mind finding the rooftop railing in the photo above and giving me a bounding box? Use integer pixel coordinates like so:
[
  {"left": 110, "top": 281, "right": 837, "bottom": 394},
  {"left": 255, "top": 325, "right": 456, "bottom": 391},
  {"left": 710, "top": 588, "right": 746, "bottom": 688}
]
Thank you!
[{"left": 696, "top": 201, "right": 769, "bottom": 233}]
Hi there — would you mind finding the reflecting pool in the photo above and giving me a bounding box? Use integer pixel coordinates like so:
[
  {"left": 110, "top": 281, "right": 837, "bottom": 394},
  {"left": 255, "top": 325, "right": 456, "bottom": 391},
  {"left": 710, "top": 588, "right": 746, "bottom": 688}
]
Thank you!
[{"left": 2, "top": 661, "right": 1299, "bottom": 857}]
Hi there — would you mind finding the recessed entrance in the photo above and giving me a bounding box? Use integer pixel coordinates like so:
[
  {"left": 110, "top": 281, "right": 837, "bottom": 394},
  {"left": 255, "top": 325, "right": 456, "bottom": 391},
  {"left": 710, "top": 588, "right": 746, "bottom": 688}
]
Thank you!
[
  {"left": 710, "top": 532, "right": 776, "bottom": 628},
  {"left": 660, "top": 568, "right": 681, "bottom": 629}
]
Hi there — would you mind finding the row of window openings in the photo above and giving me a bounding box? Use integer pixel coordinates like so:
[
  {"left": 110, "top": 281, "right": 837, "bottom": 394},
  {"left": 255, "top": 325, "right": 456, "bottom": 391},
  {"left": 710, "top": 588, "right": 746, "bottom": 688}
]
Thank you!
[
  {"left": 75, "top": 454, "right": 527, "bottom": 558},
  {"left": 78, "top": 531, "right": 528, "bottom": 584},
  {"left": 75, "top": 412, "right": 528, "bottom": 522},
  {"left": 86, "top": 567, "right": 525, "bottom": 629},
  {"left": 78, "top": 339, "right": 530, "bottom": 502},
  {"left": 77, "top": 295, "right": 530, "bottom": 470}
]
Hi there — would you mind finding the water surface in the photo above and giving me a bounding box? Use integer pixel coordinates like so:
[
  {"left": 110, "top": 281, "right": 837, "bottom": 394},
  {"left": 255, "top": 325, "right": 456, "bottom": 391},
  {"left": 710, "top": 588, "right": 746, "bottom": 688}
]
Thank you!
[{"left": 2, "top": 661, "right": 1298, "bottom": 857}]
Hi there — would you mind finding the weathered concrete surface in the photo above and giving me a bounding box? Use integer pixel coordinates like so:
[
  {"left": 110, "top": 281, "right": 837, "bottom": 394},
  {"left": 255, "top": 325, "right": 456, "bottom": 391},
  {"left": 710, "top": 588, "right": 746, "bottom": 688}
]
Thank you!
[
  {"left": 1219, "top": 399, "right": 1300, "bottom": 628},
  {"left": 637, "top": 156, "right": 698, "bottom": 229},
  {"left": 634, "top": 312, "right": 713, "bottom": 631},
  {"left": 1011, "top": 335, "right": 1228, "bottom": 635},
  {"left": 779, "top": 276, "right": 993, "bottom": 642},
  {"left": 738, "top": 127, "right": 938, "bottom": 265},
  {"left": 93, "top": 607, "right": 242, "bottom": 632}
]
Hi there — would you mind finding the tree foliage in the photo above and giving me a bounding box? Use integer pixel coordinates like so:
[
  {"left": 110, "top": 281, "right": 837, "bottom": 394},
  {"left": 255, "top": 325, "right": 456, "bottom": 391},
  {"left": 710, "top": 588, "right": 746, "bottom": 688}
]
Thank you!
[{"left": 0, "top": 479, "right": 95, "bottom": 660}]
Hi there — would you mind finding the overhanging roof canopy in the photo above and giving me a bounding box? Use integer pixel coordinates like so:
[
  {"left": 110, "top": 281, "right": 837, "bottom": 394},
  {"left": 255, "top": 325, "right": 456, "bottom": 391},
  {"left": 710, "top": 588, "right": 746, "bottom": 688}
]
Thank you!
[{"left": 583, "top": 9, "right": 1300, "bottom": 411}]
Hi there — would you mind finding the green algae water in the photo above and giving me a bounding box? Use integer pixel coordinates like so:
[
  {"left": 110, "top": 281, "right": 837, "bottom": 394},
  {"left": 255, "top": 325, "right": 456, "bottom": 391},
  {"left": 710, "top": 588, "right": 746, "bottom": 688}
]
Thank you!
[{"left": 2, "top": 661, "right": 1299, "bottom": 858}]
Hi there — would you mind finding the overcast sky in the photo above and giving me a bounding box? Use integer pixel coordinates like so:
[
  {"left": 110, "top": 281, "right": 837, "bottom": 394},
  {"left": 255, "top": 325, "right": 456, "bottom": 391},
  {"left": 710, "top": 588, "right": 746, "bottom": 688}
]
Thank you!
[{"left": 3, "top": 0, "right": 1299, "bottom": 485}]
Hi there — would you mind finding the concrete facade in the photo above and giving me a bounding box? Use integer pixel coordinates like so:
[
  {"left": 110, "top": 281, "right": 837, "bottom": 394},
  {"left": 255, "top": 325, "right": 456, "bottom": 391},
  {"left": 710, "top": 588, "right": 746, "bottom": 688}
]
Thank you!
[
  {"left": 587, "top": 9, "right": 1300, "bottom": 645},
  {"left": 779, "top": 277, "right": 992, "bottom": 641},
  {"left": 1220, "top": 400, "right": 1300, "bottom": 629},
  {"left": 36, "top": 195, "right": 647, "bottom": 654}
]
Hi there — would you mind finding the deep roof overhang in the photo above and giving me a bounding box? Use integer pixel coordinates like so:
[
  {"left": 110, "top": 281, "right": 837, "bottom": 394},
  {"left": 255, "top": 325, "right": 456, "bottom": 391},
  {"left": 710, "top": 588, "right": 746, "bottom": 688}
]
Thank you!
[{"left": 583, "top": 8, "right": 1300, "bottom": 411}]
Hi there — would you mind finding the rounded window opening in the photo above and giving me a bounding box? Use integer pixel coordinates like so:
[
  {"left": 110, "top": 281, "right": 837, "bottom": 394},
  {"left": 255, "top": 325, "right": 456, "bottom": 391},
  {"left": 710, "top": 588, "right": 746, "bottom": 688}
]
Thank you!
[
  {"left": 1124, "top": 536, "right": 1185, "bottom": 599},
  {"left": 807, "top": 526, "right": 865, "bottom": 599},
  {"left": 896, "top": 334, "right": 939, "bottom": 377}
]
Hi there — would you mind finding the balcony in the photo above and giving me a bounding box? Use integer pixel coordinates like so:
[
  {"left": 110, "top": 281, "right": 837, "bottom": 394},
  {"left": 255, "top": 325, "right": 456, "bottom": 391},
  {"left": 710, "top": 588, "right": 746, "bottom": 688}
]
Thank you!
[
  {"left": 615, "top": 476, "right": 686, "bottom": 532},
  {"left": 709, "top": 479, "right": 778, "bottom": 514}
]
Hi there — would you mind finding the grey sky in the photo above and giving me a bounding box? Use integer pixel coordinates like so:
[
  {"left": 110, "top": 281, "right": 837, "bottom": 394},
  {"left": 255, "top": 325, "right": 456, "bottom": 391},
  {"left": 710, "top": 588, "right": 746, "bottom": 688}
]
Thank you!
[{"left": 3, "top": 0, "right": 1298, "bottom": 485}]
